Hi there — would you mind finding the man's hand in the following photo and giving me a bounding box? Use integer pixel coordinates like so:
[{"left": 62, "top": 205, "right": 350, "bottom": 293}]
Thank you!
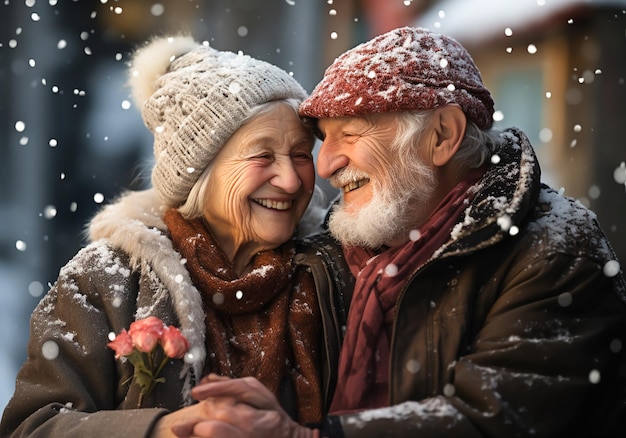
[{"left": 192, "top": 374, "right": 282, "bottom": 412}]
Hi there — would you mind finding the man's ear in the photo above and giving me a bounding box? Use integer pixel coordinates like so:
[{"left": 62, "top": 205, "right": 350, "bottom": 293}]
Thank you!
[{"left": 431, "top": 104, "right": 466, "bottom": 167}]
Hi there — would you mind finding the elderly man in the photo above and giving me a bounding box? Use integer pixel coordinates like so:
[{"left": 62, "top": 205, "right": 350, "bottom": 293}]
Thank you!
[{"left": 174, "top": 27, "right": 626, "bottom": 438}]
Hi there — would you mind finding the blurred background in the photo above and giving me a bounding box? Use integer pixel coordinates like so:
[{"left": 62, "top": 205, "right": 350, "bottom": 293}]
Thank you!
[{"left": 1, "top": 0, "right": 625, "bottom": 413}]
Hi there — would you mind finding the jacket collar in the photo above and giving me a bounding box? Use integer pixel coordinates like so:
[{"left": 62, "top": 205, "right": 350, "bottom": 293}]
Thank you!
[{"left": 440, "top": 127, "right": 541, "bottom": 256}]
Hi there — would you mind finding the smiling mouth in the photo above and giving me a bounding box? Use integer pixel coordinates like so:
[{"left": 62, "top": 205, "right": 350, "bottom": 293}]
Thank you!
[
  {"left": 253, "top": 199, "right": 293, "bottom": 211},
  {"left": 343, "top": 178, "right": 370, "bottom": 193}
]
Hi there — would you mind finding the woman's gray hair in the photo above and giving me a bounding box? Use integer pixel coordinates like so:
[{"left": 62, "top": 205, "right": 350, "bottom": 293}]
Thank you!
[
  {"left": 177, "top": 98, "right": 324, "bottom": 231},
  {"left": 390, "top": 109, "right": 502, "bottom": 172}
]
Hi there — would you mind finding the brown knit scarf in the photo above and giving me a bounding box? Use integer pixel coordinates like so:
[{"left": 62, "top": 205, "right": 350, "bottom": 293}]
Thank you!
[{"left": 164, "top": 209, "right": 322, "bottom": 424}]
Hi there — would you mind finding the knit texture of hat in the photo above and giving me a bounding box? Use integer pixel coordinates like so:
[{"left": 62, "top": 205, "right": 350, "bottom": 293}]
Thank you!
[
  {"left": 129, "top": 35, "right": 308, "bottom": 207},
  {"left": 300, "top": 26, "right": 494, "bottom": 129}
]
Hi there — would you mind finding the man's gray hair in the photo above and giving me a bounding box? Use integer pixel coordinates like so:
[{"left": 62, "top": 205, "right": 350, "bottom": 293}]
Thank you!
[{"left": 391, "top": 110, "right": 502, "bottom": 172}]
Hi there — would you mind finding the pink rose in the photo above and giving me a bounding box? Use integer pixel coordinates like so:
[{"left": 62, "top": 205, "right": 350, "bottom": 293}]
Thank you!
[
  {"left": 129, "top": 316, "right": 164, "bottom": 353},
  {"left": 107, "top": 316, "right": 190, "bottom": 401},
  {"left": 107, "top": 329, "right": 134, "bottom": 359},
  {"left": 161, "top": 325, "right": 190, "bottom": 359}
]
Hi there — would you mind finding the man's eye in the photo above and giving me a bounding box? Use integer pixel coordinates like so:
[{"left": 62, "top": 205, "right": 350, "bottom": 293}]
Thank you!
[{"left": 343, "top": 133, "right": 360, "bottom": 144}]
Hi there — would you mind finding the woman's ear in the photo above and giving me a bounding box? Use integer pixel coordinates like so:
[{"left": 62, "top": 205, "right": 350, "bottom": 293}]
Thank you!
[{"left": 432, "top": 104, "right": 467, "bottom": 167}]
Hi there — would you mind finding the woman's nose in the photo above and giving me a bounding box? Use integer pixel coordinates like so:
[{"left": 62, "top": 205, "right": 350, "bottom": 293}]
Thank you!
[{"left": 270, "top": 158, "right": 302, "bottom": 193}]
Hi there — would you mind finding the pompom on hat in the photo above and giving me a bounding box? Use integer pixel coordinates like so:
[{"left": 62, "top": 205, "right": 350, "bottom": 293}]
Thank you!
[
  {"left": 129, "top": 35, "right": 308, "bottom": 207},
  {"left": 299, "top": 26, "right": 494, "bottom": 129}
]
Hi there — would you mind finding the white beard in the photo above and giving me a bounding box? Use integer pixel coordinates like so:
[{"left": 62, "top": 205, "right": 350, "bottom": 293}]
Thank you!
[{"left": 328, "top": 160, "right": 436, "bottom": 248}]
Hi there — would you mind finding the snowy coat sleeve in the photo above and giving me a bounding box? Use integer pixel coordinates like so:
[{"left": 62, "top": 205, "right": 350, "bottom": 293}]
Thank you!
[{"left": 0, "top": 243, "right": 170, "bottom": 438}]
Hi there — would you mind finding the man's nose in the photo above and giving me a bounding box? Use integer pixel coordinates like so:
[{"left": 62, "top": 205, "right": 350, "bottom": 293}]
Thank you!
[{"left": 316, "top": 140, "right": 347, "bottom": 179}]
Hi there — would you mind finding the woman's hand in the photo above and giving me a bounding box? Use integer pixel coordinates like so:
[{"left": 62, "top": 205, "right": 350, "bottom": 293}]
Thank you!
[
  {"left": 154, "top": 374, "right": 315, "bottom": 438},
  {"left": 149, "top": 396, "right": 239, "bottom": 438}
]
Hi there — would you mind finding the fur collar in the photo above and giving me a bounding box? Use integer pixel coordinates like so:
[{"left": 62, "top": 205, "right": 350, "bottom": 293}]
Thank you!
[{"left": 88, "top": 189, "right": 206, "bottom": 398}]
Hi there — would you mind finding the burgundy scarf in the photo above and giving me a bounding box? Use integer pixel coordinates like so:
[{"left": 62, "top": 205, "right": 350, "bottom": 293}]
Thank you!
[
  {"left": 164, "top": 209, "right": 323, "bottom": 424},
  {"left": 330, "top": 170, "right": 484, "bottom": 414}
]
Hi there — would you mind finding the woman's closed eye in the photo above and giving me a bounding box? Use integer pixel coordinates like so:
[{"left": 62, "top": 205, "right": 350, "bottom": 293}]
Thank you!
[
  {"left": 291, "top": 151, "right": 313, "bottom": 164},
  {"left": 249, "top": 152, "right": 274, "bottom": 162}
]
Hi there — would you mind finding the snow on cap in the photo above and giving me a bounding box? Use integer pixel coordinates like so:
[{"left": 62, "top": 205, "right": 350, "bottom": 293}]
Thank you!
[
  {"left": 129, "top": 35, "right": 308, "bottom": 207},
  {"left": 300, "top": 26, "right": 494, "bottom": 129}
]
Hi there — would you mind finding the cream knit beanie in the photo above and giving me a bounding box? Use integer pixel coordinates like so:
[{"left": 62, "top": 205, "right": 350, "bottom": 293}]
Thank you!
[{"left": 129, "top": 35, "right": 308, "bottom": 207}]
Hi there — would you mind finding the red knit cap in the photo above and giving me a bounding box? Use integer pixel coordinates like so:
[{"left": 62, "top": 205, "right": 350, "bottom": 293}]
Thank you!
[{"left": 300, "top": 27, "right": 494, "bottom": 129}]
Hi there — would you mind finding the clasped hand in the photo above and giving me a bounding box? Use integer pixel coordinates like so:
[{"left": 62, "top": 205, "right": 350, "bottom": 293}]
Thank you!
[{"left": 151, "top": 374, "right": 314, "bottom": 438}]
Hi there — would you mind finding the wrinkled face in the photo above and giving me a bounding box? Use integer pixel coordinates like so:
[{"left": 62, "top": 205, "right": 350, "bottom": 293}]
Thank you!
[
  {"left": 203, "top": 104, "right": 315, "bottom": 255},
  {"left": 316, "top": 115, "right": 398, "bottom": 211},
  {"left": 316, "top": 114, "right": 436, "bottom": 248}
]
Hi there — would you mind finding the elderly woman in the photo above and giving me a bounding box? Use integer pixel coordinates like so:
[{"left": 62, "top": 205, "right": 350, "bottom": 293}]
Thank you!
[{"left": 0, "top": 36, "right": 349, "bottom": 438}]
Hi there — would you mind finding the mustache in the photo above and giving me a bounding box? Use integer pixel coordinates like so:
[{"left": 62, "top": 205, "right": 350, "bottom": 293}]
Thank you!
[{"left": 329, "top": 167, "right": 371, "bottom": 189}]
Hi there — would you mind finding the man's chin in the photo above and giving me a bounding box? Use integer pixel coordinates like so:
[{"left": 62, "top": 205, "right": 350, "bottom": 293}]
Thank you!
[{"left": 328, "top": 203, "right": 401, "bottom": 249}]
